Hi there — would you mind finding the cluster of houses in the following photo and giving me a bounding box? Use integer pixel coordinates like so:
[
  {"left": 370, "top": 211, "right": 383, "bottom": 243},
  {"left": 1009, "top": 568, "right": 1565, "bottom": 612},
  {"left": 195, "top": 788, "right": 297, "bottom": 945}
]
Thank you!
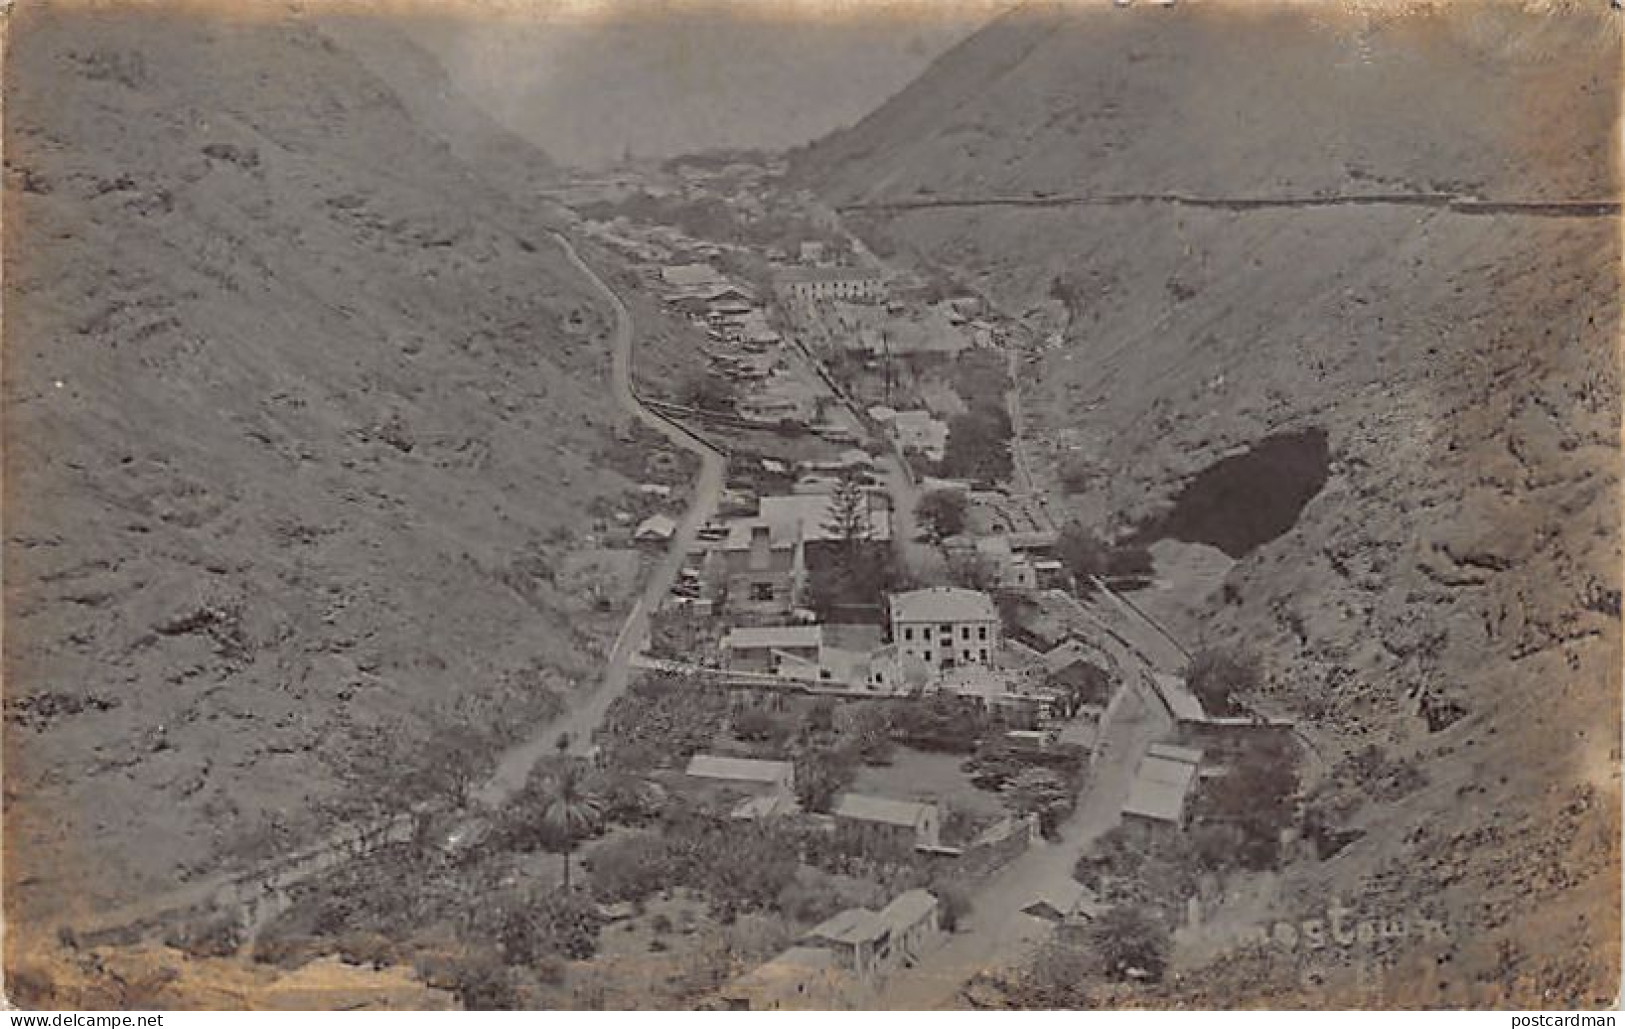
[
  {"left": 714, "top": 584, "right": 1012, "bottom": 699},
  {"left": 683, "top": 753, "right": 942, "bottom": 849}
]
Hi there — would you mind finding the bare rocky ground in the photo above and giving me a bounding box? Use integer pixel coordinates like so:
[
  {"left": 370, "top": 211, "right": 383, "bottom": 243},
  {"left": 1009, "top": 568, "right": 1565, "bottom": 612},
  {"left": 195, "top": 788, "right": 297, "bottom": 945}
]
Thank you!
[
  {"left": 796, "top": 1, "right": 1621, "bottom": 1006},
  {"left": 1, "top": 3, "right": 691, "bottom": 985}
]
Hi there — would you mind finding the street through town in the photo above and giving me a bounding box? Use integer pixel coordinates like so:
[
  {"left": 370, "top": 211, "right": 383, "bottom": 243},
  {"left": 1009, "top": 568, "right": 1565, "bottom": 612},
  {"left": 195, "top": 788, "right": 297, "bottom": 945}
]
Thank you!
[{"left": 874, "top": 633, "right": 1178, "bottom": 1008}]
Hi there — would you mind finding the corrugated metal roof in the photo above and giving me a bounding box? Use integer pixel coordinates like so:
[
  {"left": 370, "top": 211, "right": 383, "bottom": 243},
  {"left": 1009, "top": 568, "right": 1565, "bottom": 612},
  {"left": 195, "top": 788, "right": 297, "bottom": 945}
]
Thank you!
[
  {"left": 879, "top": 889, "right": 937, "bottom": 929},
  {"left": 1138, "top": 755, "right": 1199, "bottom": 789},
  {"left": 1122, "top": 775, "right": 1190, "bottom": 823},
  {"left": 831, "top": 792, "right": 933, "bottom": 828},
  {"left": 685, "top": 754, "right": 793, "bottom": 784},
  {"left": 1148, "top": 742, "right": 1205, "bottom": 766},
  {"left": 807, "top": 907, "right": 887, "bottom": 945},
  {"left": 723, "top": 625, "right": 823, "bottom": 650}
]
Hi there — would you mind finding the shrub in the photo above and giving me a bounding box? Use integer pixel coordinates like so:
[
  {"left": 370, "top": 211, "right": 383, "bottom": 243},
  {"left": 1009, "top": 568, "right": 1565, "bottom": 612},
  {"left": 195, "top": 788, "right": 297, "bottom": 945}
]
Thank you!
[
  {"left": 936, "top": 884, "right": 972, "bottom": 933},
  {"left": 163, "top": 916, "right": 242, "bottom": 959},
  {"left": 1088, "top": 906, "right": 1170, "bottom": 982},
  {"left": 443, "top": 951, "right": 518, "bottom": 1010},
  {"left": 1184, "top": 646, "right": 1262, "bottom": 717},
  {"left": 335, "top": 931, "right": 399, "bottom": 969},
  {"left": 916, "top": 489, "right": 968, "bottom": 539},
  {"left": 792, "top": 744, "right": 856, "bottom": 813},
  {"left": 1058, "top": 455, "right": 1095, "bottom": 494},
  {"left": 1192, "top": 732, "right": 1299, "bottom": 869},
  {"left": 501, "top": 890, "right": 603, "bottom": 964},
  {"left": 732, "top": 706, "right": 787, "bottom": 744},
  {"left": 589, "top": 833, "right": 673, "bottom": 903},
  {"left": 1057, "top": 523, "right": 1110, "bottom": 586}
]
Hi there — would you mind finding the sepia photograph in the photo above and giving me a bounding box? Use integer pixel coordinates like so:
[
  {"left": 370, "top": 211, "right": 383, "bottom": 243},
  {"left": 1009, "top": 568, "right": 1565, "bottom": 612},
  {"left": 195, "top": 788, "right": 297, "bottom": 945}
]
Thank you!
[{"left": 1, "top": 0, "right": 1620, "bottom": 1012}]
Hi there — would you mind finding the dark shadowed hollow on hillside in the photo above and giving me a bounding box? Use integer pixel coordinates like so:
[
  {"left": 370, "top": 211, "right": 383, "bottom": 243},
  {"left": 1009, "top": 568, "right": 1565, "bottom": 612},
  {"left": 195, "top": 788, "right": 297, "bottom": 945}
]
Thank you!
[{"left": 1137, "top": 428, "right": 1329, "bottom": 558}]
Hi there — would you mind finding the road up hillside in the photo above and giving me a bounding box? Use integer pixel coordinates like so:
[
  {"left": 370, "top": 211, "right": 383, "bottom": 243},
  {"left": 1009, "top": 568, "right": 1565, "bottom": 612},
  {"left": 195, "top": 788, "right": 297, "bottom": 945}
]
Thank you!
[{"left": 471, "top": 233, "right": 726, "bottom": 809}]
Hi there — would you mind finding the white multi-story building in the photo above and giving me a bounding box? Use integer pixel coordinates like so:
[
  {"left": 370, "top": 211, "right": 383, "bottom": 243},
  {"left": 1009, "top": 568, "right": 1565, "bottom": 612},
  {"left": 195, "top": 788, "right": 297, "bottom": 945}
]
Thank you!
[
  {"left": 776, "top": 266, "right": 887, "bottom": 303},
  {"left": 888, "top": 587, "right": 1000, "bottom": 670}
]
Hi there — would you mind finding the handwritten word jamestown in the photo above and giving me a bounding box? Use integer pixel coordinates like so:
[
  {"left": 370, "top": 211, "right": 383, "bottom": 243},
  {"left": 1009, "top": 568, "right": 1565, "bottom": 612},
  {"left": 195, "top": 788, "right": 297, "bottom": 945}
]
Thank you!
[{"left": 1229, "top": 901, "right": 1450, "bottom": 954}]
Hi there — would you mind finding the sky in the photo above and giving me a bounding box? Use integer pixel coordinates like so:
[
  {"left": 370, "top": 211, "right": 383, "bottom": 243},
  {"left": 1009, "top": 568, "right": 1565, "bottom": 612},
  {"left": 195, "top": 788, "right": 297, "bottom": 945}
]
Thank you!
[{"left": 403, "top": 0, "right": 1014, "bottom": 168}]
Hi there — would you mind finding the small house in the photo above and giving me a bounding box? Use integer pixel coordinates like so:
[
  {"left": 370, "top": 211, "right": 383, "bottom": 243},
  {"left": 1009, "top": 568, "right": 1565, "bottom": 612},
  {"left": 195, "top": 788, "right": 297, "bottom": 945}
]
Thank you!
[
  {"left": 722, "top": 624, "right": 823, "bottom": 674},
  {"left": 830, "top": 793, "right": 941, "bottom": 851},
  {"left": 1121, "top": 745, "right": 1202, "bottom": 828},
  {"left": 684, "top": 754, "right": 795, "bottom": 792},
  {"left": 634, "top": 513, "right": 678, "bottom": 543}
]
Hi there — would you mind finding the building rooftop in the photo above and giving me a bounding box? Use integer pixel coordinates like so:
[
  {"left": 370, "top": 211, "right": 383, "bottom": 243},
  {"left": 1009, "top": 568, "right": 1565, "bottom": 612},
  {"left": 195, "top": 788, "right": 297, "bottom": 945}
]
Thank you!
[
  {"left": 1043, "top": 639, "right": 1108, "bottom": 675},
  {"left": 831, "top": 792, "right": 935, "bottom": 829},
  {"left": 807, "top": 907, "right": 888, "bottom": 946},
  {"left": 635, "top": 513, "right": 678, "bottom": 540},
  {"left": 1122, "top": 775, "right": 1191, "bottom": 824},
  {"left": 1021, "top": 880, "right": 1090, "bottom": 922},
  {"left": 685, "top": 754, "right": 794, "bottom": 785},
  {"left": 661, "top": 262, "right": 724, "bottom": 288},
  {"left": 879, "top": 889, "right": 938, "bottom": 929},
  {"left": 1122, "top": 752, "right": 1198, "bottom": 823},
  {"left": 731, "top": 792, "right": 800, "bottom": 821},
  {"left": 776, "top": 266, "right": 885, "bottom": 285},
  {"left": 1148, "top": 743, "right": 1205, "bottom": 766},
  {"left": 1138, "top": 754, "right": 1200, "bottom": 789},
  {"left": 890, "top": 587, "right": 999, "bottom": 624},
  {"left": 723, "top": 625, "right": 823, "bottom": 651}
]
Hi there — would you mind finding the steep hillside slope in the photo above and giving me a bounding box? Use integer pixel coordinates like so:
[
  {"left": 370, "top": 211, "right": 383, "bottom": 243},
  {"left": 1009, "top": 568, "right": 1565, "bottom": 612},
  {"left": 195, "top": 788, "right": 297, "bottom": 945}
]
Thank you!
[
  {"left": 3, "top": 3, "right": 658, "bottom": 940},
  {"left": 798, "top": 2, "right": 1617, "bottom": 203},
  {"left": 799, "top": 1, "right": 1621, "bottom": 1006}
]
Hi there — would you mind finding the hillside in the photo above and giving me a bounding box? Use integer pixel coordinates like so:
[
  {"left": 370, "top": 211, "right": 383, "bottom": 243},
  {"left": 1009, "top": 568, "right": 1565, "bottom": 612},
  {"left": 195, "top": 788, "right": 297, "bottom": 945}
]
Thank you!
[
  {"left": 796, "top": 1, "right": 1621, "bottom": 1006},
  {"left": 2, "top": 1, "right": 674, "bottom": 950}
]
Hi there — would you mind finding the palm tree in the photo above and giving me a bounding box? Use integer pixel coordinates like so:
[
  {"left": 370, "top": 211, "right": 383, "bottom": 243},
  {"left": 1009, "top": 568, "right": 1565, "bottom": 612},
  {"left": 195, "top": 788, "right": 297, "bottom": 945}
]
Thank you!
[{"left": 538, "top": 761, "right": 603, "bottom": 890}]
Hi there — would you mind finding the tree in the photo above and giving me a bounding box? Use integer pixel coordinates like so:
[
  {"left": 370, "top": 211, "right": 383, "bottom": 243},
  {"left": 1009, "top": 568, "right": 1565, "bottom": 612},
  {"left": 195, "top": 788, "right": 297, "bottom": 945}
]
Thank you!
[
  {"left": 584, "top": 769, "right": 667, "bottom": 827},
  {"left": 1057, "top": 523, "right": 1109, "bottom": 587},
  {"left": 536, "top": 762, "right": 604, "bottom": 890},
  {"left": 822, "top": 471, "right": 871, "bottom": 561},
  {"left": 500, "top": 890, "right": 603, "bottom": 963},
  {"left": 840, "top": 702, "right": 896, "bottom": 765},
  {"left": 792, "top": 745, "right": 854, "bottom": 813},
  {"left": 1184, "top": 646, "right": 1262, "bottom": 717},
  {"left": 1058, "top": 454, "right": 1096, "bottom": 494},
  {"left": 679, "top": 371, "right": 736, "bottom": 413},
  {"left": 946, "top": 550, "right": 999, "bottom": 592},
  {"left": 1106, "top": 543, "right": 1154, "bottom": 581},
  {"left": 1047, "top": 660, "right": 1111, "bottom": 718},
  {"left": 915, "top": 489, "right": 968, "bottom": 539},
  {"left": 803, "top": 697, "right": 838, "bottom": 739},
  {"left": 805, "top": 540, "right": 910, "bottom": 623},
  {"left": 936, "top": 883, "right": 972, "bottom": 933},
  {"left": 942, "top": 407, "right": 1013, "bottom": 483},
  {"left": 1087, "top": 906, "right": 1170, "bottom": 982},
  {"left": 1195, "top": 733, "right": 1299, "bottom": 869},
  {"left": 733, "top": 706, "right": 788, "bottom": 744}
]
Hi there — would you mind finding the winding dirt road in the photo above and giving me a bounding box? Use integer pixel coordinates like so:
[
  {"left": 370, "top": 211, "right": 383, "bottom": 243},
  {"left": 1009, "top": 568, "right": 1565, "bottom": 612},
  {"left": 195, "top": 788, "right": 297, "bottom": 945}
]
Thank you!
[{"left": 470, "top": 233, "right": 726, "bottom": 809}]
